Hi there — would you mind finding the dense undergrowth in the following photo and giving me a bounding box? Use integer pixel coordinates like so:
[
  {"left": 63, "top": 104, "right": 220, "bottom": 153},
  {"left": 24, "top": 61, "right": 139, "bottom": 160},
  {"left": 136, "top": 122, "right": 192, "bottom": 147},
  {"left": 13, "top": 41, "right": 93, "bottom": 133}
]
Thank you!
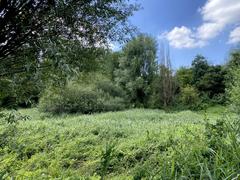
[
  {"left": 1, "top": 106, "right": 239, "bottom": 179},
  {"left": 39, "top": 76, "right": 127, "bottom": 114}
]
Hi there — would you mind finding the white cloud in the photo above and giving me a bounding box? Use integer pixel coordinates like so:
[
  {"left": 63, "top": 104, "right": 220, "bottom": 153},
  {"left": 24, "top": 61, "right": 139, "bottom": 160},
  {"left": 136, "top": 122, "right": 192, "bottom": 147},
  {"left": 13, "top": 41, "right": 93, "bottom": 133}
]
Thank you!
[
  {"left": 198, "top": 0, "right": 240, "bottom": 40},
  {"left": 197, "top": 23, "right": 224, "bottom": 40},
  {"left": 200, "top": 0, "right": 240, "bottom": 24},
  {"left": 161, "top": 0, "right": 240, "bottom": 49},
  {"left": 228, "top": 26, "right": 240, "bottom": 44},
  {"left": 163, "top": 26, "right": 205, "bottom": 49}
]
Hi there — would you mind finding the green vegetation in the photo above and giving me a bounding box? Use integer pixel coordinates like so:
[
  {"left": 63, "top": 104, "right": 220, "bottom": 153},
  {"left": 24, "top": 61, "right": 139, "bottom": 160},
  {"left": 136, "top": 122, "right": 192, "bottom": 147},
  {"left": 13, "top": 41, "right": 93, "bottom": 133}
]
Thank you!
[
  {"left": 1, "top": 0, "right": 240, "bottom": 179},
  {"left": 39, "top": 80, "right": 126, "bottom": 114},
  {"left": 2, "top": 106, "right": 239, "bottom": 179}
]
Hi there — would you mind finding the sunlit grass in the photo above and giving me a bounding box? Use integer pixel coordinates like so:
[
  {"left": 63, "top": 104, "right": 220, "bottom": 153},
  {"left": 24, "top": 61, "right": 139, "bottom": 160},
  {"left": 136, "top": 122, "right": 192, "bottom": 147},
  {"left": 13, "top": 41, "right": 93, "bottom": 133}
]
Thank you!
[{"left": 0, "top": 106, "right": 228, "bottom": 179}]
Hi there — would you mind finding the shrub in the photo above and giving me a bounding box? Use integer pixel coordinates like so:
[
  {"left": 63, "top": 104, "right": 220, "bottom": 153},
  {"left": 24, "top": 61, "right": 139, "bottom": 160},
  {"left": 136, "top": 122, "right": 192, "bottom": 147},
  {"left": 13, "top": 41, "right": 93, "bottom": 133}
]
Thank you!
[
  {"left": 98, "top": 91, "right": 126, "bottom": 112},
  {"left": 96, "top": 80, "right": 127, "bottom": 99},
  {"left": 39, "top": 82, "right": 127, "bottom": 114},
  {"left": 178, "top": 85, "right": 200, "bottom": 110}
]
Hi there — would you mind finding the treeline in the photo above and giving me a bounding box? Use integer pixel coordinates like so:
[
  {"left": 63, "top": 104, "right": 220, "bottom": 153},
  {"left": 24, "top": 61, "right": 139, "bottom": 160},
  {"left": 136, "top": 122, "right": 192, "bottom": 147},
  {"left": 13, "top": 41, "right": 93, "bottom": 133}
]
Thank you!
[
  {"left": 0, "top": 34, "right": 239, "bottom": 113},
  {"left": 100, "top": 35, "right": 235, "bottom": 110}
]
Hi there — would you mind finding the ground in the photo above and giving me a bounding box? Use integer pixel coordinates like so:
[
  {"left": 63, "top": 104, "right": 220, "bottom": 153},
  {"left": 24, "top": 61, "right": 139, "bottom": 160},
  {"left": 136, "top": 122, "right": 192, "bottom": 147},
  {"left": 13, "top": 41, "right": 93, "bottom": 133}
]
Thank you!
[{"left": 0, "top": 106, "right": 230, "bottom": 179}]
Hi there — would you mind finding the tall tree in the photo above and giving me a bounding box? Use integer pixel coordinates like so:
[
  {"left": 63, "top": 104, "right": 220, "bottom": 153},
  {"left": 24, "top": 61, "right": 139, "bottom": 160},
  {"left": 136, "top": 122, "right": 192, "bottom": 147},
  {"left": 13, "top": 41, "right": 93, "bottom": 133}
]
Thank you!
[
  {"left": 0, "top": 0, "right": 138, "bottom": 76},
  {"left": 158, "top": 43, "right": 175, "bottom": 107},
  {"left": 115, "top": 34, "right": 157, "bottom": 107},
  {"left": 197, "top": 65, "right": 226, "bottom": 99},
  {"left": 191, "top": 55, "right": 209, "bottom": 84}
]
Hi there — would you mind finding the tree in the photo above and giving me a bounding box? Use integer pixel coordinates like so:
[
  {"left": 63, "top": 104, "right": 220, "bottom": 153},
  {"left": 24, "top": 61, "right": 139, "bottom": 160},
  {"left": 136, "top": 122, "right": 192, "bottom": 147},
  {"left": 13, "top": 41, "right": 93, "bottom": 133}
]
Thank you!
[
  {"left": 114, "top": 34, "right": 157, "bottom": 107},
  {"left": 197, "top": 65, "right": 226, "bottom": 99},
  {"left": 100, "top": 51, "right": 122, "bottom": 81},
  {"left": 0, "top": 39, "right": 106, "bottom": 107},
  {"left": 158, "top": 43, "right": 175, "bottom": 107},
  {"left": 190, "top": 55, "right": 226, "bottom": 104},
  {"left": 0, "top": 0, "right": 139, "bottom": 75},
  {"left": 226, "top": 48, "right": 240, "bottom": 109},
  {"left": 175, "top": 67, "right": 193, "bottom": 88},
  {"left": 225, "top": 49, "right": 240, "bottom": 85},
  {"left": 227, "top": 50, "right": 240, "bottom": 68},
  {"left": 192, "top": 55, "right": 209, "bottom": 84}
]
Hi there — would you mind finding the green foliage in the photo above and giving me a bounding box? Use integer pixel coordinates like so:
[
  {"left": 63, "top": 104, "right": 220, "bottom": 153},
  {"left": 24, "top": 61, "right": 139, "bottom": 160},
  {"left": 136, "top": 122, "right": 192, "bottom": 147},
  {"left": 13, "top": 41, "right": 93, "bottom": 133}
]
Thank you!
[
  {"left": 114, "top": 34, "right": 157, "bottom": 107},
  {"left": 227, "top": 68, "right": 240, "bottom": 114},
  {"left": 39, "top": 85, "right": 101, "bottom": 114},
  {"left": 100, "top": 51, "right": 122, "bottom": 81},
  {"left": 192, "top": 55, "right": 209, "bottom": 84},
  {"left": 197, "top": 65, "right": 226, "bottom": 100},
  {"left": 0, "top": 72, "right": 47, "bottom": 108},
  {"left": 178, "top": 85, "right": 200, "bottom": 109},
  {"left": 1, "top": 107, "right": 239, "bottom": 179},
  {"left": 1, "top": 0, "right": 139, "bottom": 75},
  {"left": 0, "top": 111, "right": 29, "bottom": 125},
  {"left": 227, "top": 50, "right": 240, "bottom": 68},
  {"left": 226, "top": 49, "right": 240, "bottom": 113},
  {"left": 39, "top": 80, "right": 126, "bottom": 114},
  {"left": 96, "top": 81, "right": 127, "bottom": 100},
  {"left": 148, "top": 66, "right": 176, "bottom": 109},
  {"left": 177, "top": 55, "right": 227, "bottom": 106},
  {"left": 99, "top": 142, "right": 116, "bottom": 179},
  {"left": 0, "top": 79, "right": 16, "bottom": 108},
  {"left": 225, "top": 49, "right": 240, "bottom": 81},
  {"left": 175, "top": 67, "right": 193, "bottom": 88},
  {"left": 201, "top": 116, "right": 240, "bottom": 179}
]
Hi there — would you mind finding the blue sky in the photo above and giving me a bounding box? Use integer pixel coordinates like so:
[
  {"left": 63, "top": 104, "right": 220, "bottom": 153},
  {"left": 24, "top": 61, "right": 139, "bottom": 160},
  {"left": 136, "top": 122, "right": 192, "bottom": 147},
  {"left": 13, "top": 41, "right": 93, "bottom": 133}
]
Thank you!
[{"left": 129, "top": 0, "right": 240, "bottom": 69}]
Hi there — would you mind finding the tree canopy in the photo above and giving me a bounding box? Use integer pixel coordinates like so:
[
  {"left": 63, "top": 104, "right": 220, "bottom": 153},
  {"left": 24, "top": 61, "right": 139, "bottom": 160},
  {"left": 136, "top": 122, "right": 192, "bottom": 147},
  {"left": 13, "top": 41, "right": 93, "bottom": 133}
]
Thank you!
[
  {"left": 114, "top": 34, "right": 157, "bottom": 107},
  {"left": 0, "top": 0, "right": 138, "bottom": 76}
]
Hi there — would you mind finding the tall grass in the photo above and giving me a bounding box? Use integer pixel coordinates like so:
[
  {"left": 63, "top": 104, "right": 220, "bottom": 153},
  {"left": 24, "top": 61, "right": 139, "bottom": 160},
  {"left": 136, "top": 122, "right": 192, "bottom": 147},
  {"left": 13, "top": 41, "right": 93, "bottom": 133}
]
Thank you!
[{"left": 0, "top": 107, "right": 239, "bottom": 179}]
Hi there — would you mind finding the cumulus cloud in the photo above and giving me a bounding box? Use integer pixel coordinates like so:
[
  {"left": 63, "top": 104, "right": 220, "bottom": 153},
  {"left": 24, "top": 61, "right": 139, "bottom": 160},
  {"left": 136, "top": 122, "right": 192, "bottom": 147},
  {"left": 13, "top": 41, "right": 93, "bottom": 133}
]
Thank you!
[
  {"left": 162, "top": 0, "right": 240, "bottom": 49},
  {"left": 228, "top": 26, "right": 240, "bottom": 44},
  {"left": 163, "top": 26, "right": 205, "bottom": 49},
  {"left": 196, "top": 23, "right": 224, "bottom": 40},
  {"left": 198, "top": 0, "right": 240, "bottom": 40}
]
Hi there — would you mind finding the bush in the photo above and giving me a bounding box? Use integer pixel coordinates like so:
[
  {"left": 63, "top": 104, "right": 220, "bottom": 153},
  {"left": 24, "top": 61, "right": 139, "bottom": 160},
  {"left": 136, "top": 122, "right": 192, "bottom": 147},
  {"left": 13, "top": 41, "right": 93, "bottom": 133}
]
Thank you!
[
  {"left": 98, "top": 91, "right": 126, "bottom": 112},
  {"left": 96, "top": 80, "right": 127, "bottom": 99},
  {"left": 39, "top": 82, "right": 127, "bottom": 114},
  {"left": 178, "top": 85, "right": 200, "bottom": 110}
]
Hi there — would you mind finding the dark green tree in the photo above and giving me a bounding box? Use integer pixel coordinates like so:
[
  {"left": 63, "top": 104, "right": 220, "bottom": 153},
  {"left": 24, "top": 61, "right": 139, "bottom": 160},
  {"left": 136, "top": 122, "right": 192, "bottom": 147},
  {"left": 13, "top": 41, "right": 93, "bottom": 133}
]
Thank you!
[
  {"left": 0, "top": 0, "right": 139, "bottom": 76},
  {"left": 191, "top": 55, "right": 226, "bottom": 104},
  {"left": 192, "top": 55, "right": 209, "bottom": 84},
  {"left": 197, "top": 65, "right": 226, "bottom": 99}
]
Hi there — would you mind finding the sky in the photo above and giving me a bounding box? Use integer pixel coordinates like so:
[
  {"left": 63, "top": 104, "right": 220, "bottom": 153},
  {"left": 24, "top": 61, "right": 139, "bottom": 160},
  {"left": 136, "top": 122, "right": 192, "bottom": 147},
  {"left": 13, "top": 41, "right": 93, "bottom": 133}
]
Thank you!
[{"left": 128, "top": 0, "right": 240, "bottom": 69}]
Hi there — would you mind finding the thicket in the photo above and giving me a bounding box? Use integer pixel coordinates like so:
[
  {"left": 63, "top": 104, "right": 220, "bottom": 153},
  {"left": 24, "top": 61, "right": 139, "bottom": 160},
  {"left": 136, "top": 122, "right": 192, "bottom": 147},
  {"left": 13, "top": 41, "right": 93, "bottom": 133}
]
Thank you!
[{"left": 39, "top": 74, "right": 127, "bottom": 114}]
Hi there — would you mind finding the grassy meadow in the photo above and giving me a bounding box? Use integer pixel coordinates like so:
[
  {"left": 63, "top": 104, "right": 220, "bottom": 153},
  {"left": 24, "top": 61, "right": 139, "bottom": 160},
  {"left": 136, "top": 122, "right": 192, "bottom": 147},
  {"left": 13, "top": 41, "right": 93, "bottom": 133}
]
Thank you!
[
  {"left": 0, "top": 106, "right": 234, "bottom": 179},
  {"left": 1, "top": 0, "right": 240, "bottom": 179}
]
